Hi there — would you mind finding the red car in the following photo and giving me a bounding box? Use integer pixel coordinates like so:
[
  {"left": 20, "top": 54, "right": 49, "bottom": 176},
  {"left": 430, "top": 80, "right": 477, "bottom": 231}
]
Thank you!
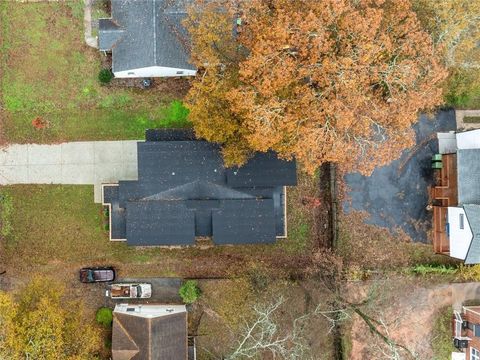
[{"left": 79, "top": 267, "right": 115, "bottom": 283}]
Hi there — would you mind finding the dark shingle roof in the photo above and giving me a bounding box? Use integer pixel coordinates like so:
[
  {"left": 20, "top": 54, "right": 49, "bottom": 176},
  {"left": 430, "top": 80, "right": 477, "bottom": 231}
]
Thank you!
[
  {"left": 126, "top": 202, "right": 195, "bottom": 246},
  {"left": 457, "top": 149, "right": 480, "bottom": 205},
  {"left": 104, "top": 130, "right": 297, "bottom": 246},
  {"left": 112, "top": 311, "right": 187, "bottom": 360},
  {"left": 99, "top": 0, "right": 195, "bottom": 72},
  {"left": 212, "top": 199, "right": 276, "bottom": 244},
  {"left": 98, "top": 18, "right": 125, "bottom": 50}
]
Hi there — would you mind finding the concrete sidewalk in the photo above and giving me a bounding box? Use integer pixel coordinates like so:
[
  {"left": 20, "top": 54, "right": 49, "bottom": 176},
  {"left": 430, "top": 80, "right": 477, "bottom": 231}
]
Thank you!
[{"left": 0, "top": 141, "right": 139, "bottom": 202}]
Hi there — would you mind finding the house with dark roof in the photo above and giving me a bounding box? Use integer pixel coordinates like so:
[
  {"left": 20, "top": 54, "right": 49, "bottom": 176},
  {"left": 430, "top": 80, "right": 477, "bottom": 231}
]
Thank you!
[
  {"left": 98, "top": 0, "right": 196, "bottom": 78},
  {"left": 112, "top": 304, "right": 194, "bottom": 360},
  {"left": 431, "top": 129, "right": 480, "bottom": 263},
  {"left": 102, "top": 129, "right": 297, "bottom": 246}
]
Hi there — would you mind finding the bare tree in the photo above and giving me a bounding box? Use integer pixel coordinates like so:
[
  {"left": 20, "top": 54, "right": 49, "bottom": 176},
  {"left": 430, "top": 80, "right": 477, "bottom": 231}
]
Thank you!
[{"left": 227, "top": 296, "right": 314, "bottom": 360}]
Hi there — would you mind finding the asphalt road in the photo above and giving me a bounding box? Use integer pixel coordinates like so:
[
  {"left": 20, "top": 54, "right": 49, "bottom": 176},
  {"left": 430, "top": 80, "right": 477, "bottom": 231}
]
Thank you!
[{"left": 344, "top": 110, "right": 456, "bottom": 243}]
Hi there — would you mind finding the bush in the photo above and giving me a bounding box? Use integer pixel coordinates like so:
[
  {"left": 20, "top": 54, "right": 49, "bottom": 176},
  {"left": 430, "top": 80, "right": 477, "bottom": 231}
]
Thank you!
[
  {"left": 411, "top": 264, "right": 457, "bottom": 276},
  {"left": 98, "top": 68, "right": 114, "bottom": 84},
  {"left": 96, "top": 307, "right": 113, "bottom": 327},
  {"left": 179, "top": 280, "right": 201, "bottom": 304},
  {"left": 458, "top": 264, "right": 480, "bottom": 281},
  {"left": 431, "top": 307, "right": 456, "bottom": 360}
]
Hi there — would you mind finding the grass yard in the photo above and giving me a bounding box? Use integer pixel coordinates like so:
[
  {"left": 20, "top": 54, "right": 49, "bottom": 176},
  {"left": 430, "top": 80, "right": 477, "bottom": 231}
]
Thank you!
[
  {"left": 0, "top": 182, "right": 315, "bottom": 280},
  {"left": 0, "top": 2, "right": 189, "bottom": 144},
  {"left": 431, "top": 307, "right": 456, "bottom": 360}
]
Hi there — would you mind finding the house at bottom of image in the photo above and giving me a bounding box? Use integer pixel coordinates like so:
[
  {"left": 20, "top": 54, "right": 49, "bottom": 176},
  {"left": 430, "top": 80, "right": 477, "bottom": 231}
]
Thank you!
[
  {"left": 112, "top": 304, "right": 195, "bottom": 360},
  {"left": 453, "top": 306, "right": 480, "bottom": 360},
  {"left": 431, "top": 129, "right": 480, "bottom": 263},
  {"left": 102, "top": 129, "right": 297, "bottom": 246}
]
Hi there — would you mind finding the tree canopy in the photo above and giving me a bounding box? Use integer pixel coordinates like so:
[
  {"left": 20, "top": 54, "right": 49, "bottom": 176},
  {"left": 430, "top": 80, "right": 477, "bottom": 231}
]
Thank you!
[
  {"left": 0, "top": 277, "right": 101, "bottom": 360},
  {"left": 185, "top": 0, "right": 447, "bottom": 174},
  {"left": 414, "top": 0, "right": 480, "bottom": 106}
]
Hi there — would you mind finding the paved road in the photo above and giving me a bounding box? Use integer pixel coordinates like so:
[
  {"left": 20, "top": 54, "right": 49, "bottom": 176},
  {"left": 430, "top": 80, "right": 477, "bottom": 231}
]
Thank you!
[
  {"left": 344, "top": 110, "right": 456, "bottom": 243},
  {"left": 0, "top": 141, "right": 139, "bottom": 202}
]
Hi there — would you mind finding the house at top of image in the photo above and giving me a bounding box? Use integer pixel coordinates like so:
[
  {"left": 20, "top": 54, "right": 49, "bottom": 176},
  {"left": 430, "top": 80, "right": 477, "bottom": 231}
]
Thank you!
[
  {"left": 112, "top": 303, "right": 195, "bottom": 360},
  {"left": 102, "top": 129, "right": 297, "bottom": 247},
  {"left": 452, "top": 306, "right": 480, "bottom": 360},
  {"left": 98, "top": 0, "right": 196, "bottom": 78},
  {"left": 431, "top": 129, "right": 480, "bottom": 263}
]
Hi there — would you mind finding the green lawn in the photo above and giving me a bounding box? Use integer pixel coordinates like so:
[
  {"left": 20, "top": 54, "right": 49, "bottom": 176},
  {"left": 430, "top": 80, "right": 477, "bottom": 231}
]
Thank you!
[
  {"left": 431, "top": 307, "right": 456, "bottom": 360},
  {"left": 0, "top": 2, "right": 189, "bottom": 143},
  {"left": 0, "top": 185, "right": 311, "bottom": 280}
]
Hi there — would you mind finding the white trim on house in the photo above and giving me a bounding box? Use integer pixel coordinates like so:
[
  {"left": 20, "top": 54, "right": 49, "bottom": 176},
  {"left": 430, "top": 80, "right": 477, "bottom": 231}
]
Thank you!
[
  {"left": 114, "top": 304, "right": 186, "bottom": 319},
  {"left": 457, "top": 129, "right": 480, "bottom": 150},
  {"left": 448, "top": 206, "right": 473, "bottom": 260},
  {"left": 464, "top": 306, "right": 480, "bottom": 317},
  {"left": 113, "top": 66, "right": 196, "bottom": 78},
  {"left": 276, "top": 186, "right": 288, "bottom": 239},
  {"left": 472, "top": 347, "right": 480, "bottom": 360}
]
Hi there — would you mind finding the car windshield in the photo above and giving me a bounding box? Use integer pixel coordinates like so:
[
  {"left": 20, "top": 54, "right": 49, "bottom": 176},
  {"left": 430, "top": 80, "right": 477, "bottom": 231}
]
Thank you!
[
  {"left": 137, "top": 285, "right": 142, "bottom": 297},
  {"left": 87, "top": 270, "right": 94, "bottom": 282}
]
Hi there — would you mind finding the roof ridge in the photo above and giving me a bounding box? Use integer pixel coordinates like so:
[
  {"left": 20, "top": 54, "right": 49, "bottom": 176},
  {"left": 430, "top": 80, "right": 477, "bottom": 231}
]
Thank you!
[
  {"left": 153, "top": 0, "right": 157, "bottom": 66},
  {"left": 462, "top": 205, "right": 479, "bottom": 263},
  {"left": 114, "top": 313, "right": 140, "bottom": 352}
]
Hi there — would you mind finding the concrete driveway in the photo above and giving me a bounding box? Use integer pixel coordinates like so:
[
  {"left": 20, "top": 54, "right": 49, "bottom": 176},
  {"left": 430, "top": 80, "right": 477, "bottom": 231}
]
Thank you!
[
  {"left": 0, "top": 141, "right": 139, "bottom": 202},
  {"left": 107, "top": 278, "right": 183, "bottom": 305},
  {"left": 344, "top": 110, "right": 456, "bottom": 242}
]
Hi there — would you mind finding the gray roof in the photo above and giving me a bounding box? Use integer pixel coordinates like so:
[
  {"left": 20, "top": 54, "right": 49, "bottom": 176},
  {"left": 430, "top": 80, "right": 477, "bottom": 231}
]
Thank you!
[
  {"left": 99, "top": 0, "right": 195, "bottom": 72},
  {"left": 464, "top": 205, "right": 480, "bottom": 264},
  {"left": 98, "top": 18, "right": 125, "bottom": 50},
  {"left": 112, "top": 311, "right": 187, "bottom": 360},
  {"left": 458, "top": 149, "right": 480, "bottom": 205},
  {"left": 104, "top": 130, "right": 297, "bottom": 246},
  {"left": 212, "top": 199, "right": 276, "bottom": 244}
]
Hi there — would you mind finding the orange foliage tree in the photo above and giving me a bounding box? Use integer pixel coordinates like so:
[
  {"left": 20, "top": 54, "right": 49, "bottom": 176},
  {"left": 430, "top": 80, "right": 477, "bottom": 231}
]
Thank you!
[{"left": 185, "top": 0, "right": 447, "bottom": 174}]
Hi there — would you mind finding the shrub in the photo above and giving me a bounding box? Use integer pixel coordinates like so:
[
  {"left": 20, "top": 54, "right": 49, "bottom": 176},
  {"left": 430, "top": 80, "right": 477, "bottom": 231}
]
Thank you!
[
  {"left": 458, "top": 264, "right": 480, "bottom": 281},
  {"left": 98, "top": 69, "right": 114, "bottom": 84},
  {"left": 96, "top": 307, "right": 113, "bottom": 327},
  {"left": 431, "top": 307, "right": 456, "bottom": 360},
  {"left": 411, "top": 264, "right": 457, "bottom": 276},
  {"left": 179, "top": 280, "right": 201, "bottom": 304}
]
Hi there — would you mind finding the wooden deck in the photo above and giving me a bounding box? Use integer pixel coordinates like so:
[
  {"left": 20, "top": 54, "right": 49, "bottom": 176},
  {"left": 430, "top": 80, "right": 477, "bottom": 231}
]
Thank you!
[
  {"left": 431, "top": 154, "right": 458, "bottom": 254},
  {"left": 433, "top": 206, "right": 449, "bottom": 254}
]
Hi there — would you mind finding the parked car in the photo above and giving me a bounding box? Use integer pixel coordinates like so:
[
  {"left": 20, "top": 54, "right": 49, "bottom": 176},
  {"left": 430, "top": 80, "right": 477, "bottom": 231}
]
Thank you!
[
  {"left": 79, "top": 267, "right": 115, "bottom": 283},
  {"left": 108, "top": 283, "right": 152, "bottom": 299}
]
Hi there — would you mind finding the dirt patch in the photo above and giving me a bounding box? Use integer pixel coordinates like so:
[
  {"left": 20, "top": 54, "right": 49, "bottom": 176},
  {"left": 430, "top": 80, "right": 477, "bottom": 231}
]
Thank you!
[
  {"left": 344, "top": 276, "right": 458, "bottom": 359},
  {"left": 192, "top": 278, "right": 337, "bottom": 359}
]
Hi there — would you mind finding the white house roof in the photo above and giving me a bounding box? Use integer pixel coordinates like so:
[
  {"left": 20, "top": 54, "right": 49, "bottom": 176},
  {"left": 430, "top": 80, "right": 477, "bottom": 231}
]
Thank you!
[{"left": 456, "top": 129, "right": 480, "bottom": 150}]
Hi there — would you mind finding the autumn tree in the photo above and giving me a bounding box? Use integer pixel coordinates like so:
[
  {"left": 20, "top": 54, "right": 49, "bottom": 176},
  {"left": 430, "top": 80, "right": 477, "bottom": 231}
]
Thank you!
[
  {"left": 413, "top": 0, "right": 480, "bottom": 106},
  {"left": 185, "top": 0, "right": 447, "bottom": 174},
  {"left": 0, "top": 277, "right": 101, "bottom": 360}
]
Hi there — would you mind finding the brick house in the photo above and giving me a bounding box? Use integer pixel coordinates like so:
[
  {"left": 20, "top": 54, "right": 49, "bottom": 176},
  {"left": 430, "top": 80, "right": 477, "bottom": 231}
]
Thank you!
[{"left": 453, "top": 306, "right": 480, "bottom": 360}]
